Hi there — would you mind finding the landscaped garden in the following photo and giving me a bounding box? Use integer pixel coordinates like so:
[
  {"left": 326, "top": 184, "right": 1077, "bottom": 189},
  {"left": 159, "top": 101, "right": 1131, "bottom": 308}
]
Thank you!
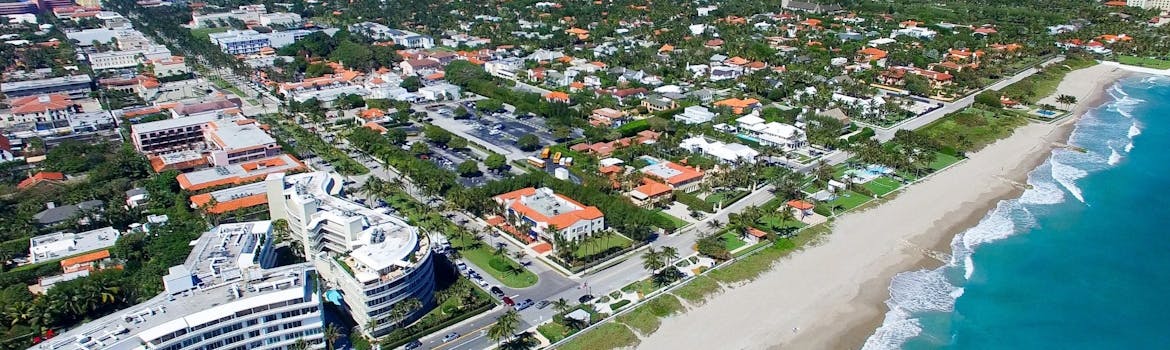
[
  {"left": 449, "top": 234, "right": 538, "bottom": 288},
  {"left": 720, "top": 232, "right": 748, "bottom": 251},
  {"left": 572, "top": 233, "right": 634, "bottom": 260}
]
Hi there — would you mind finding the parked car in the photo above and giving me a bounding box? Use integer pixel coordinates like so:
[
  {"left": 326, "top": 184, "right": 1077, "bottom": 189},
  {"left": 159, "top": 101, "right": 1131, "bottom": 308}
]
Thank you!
[
  {"left": 578, "top": 294, "right": 595, "bottom": 303},
  {"left": 490, "top": 286, "right": 505, "bottom": 299},
  {"left": 502, "top": 296, "right": 515, "bottom": 306},
  {"left": 456, "top": 261, "right": 467, "bottom": 271},
  {"left": 442, "top": 333, "right": 459, "bottom": 342},
  {"left": 514, "top": 298, "right": 534, "bottom": 311},
  {"left": 476, "top": 278, "right": 489, "bottom": 287},
  {"left": 404, "top": 340, "right": 422, "bottom": 350},
  {"left": 535, "top": 300, "right": 551, "bottom": 309}
]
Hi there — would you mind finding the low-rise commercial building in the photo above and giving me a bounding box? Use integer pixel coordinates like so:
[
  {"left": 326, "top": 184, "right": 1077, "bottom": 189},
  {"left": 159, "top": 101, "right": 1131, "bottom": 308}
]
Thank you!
[{"left": 1, "top": 75, "right": 94, "bottom": 100}]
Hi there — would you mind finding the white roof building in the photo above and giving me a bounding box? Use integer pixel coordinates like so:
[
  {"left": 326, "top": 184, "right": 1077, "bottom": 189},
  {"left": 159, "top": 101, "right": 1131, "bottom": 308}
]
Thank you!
[
  {"left": 679, "top": 136, "right": 759, "bottom": 164},
  {"left": 675, "top": 105, "right": 717, "bottom": 125},
  {"left": 735, "top": 113, "right": 806, "bottom": 150}
]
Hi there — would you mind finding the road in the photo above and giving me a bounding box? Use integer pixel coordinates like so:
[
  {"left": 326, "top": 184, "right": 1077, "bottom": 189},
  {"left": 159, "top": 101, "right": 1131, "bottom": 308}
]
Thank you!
[
  {"left": 426, "top": 185, "right": 779, "bottom": 350},
  {"left": 874, "top": 55, "right": 1066, "bottom": 141}
]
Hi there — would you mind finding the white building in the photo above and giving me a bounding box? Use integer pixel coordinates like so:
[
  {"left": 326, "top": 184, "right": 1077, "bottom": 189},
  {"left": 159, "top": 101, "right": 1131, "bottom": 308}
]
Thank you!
[
  {"left": 893, "top": 27, "right": 937, "bottom": 39},
  {"left": 675, "top": 105, "right": 717, "bottom": 124},
  {"left": 1127, "top": 0, "right": 1170, "bottom": 9},
  {"left": 735, "top": 114, "right": 807, "bottom": 150},
  {"left": 679, "top": 136, "right": 760, "bottom": 164},
  {"left": 492, "top": 187, "right": 605, "bottom": 244},
  {"left": 29, "top": 227, "right": 120, "bottom": 263},
  {"left": 266, "top": 172, "right": 436, "bottom": 338},
  {"left": 348, "top": 22, "right": 434, "bottom": 48},
  {"left": 38, "top": 221, "right": 326, "bottom": 350}
]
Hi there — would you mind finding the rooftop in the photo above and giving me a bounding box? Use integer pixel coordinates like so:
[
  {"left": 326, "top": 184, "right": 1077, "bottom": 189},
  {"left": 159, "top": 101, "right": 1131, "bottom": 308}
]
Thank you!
[
  {"left": 277, "top": 172, "right": 425, "bottom": 282},
  {"left": 494, "top": 187, "right": 603, "bottom": 229},
  {"left": 206, "top": 120, "right": 276, "bottom": 151},
  {"left": 130, "top": 112, "right": 233, "bottom": 134},
  {"left": 29, "top": 226, "right": 120, "bottom": 263},
  {"left": 642, "top": 161, "right": 704, "bottom": 185},
  {"left": 177, "top": 154, "right": 303, "bottom": 191},
  {"left": 41, "top": 222, "right": 314, "bottom": 350},
  {"left": 1, "top": 75, "right": 92, "bottom": 92}
]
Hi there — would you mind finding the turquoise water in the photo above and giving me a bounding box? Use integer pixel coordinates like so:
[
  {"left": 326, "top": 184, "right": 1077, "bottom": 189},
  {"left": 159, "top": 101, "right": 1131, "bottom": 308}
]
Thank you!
[{"left": 864, "top": 76, "right": 1170, "bottom": 349}]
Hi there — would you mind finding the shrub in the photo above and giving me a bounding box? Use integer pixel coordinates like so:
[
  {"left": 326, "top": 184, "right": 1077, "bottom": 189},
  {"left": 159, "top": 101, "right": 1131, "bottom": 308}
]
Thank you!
[
  {"left": 610, "top": 299, "right": 632, "bottom": 310},
  {"left": 674, "top": 191, "right": 714, "bottom": 213}
]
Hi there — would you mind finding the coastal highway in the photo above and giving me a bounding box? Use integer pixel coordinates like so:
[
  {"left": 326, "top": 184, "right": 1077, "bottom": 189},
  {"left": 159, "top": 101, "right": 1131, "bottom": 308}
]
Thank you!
[{"left": 875, "top": 55, "right": 1067, "bottom": 141}]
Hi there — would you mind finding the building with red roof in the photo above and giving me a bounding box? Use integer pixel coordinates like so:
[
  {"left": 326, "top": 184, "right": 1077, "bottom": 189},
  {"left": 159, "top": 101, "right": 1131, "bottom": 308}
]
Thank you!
[
  {"left": 18, "top": 172, "right": 66, "bottom": 190},
  {"left": 628, "top": 180, "right": 673, "bottom": 208},
  {"left": 5, "top": 94, "right": 78, "bottom": 127},
  {"left": 60, "top": 250, "right": 112, "bottom": 273},
  {"left": 492, "top": 187, "right": 605, "bottom": 245},
  {"left": 641, "top": 160, "right": 705, "bottom": 192}
]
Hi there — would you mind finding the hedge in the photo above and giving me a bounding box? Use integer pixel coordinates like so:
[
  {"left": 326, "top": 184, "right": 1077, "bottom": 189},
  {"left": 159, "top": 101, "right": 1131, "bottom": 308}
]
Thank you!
[{"left": 674, "top": 191, "right": 714, "bottom": 213}]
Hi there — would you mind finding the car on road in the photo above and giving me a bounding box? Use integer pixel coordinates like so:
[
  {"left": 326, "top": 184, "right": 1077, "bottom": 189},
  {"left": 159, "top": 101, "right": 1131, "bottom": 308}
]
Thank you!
[
  {"left": 578, "top": 294, "right": 594, "bottom": 303},
  {"left": 404, "top": 340, "right": 422, "bottom": 350},
  {"left": 442, "top": 333, "right": 459, "bottom": 343},
  {"left": 514, "top": 298, "right": 534, "bottom": 311},
  {"left": 475, "top": 278, "right": 489, "bottom": 287},
  {"left": 535, "top": 300, "right": 551, "bottom": 309},
  {"left": 456, "top": 261, "right": 467, "bottom": 271}
]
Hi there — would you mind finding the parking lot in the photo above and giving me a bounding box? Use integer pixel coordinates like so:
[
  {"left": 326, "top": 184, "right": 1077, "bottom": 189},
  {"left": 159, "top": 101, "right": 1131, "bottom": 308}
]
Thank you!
[{"left": 424, "top": 141, "right": 504, "bottom": 187}]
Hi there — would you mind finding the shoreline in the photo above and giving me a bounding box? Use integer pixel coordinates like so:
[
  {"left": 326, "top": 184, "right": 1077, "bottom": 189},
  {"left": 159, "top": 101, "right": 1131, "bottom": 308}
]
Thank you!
[{"left": 636, "top": 64, "right": 1131, "bottom": 350}]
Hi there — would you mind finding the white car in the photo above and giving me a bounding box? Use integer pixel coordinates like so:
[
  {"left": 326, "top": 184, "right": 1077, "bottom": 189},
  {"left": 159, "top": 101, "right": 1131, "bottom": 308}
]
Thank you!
[{"left": 442, "top": 333, "right": 460, "bottom": 342}]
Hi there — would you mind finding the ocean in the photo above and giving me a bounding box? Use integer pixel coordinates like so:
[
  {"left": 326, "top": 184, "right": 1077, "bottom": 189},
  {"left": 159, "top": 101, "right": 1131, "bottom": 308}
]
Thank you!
[{"left": 862, "top": 75, "right": 1170, "bottom": 350}]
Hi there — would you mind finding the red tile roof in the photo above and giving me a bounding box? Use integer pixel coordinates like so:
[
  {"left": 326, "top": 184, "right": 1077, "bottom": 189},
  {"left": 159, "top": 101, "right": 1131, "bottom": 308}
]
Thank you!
[
  {"left": 18, "top": 172, "right": 65, "bottom": 190},
  {"left": 10, "top": 94, "right": 73, "bottom": 114}
]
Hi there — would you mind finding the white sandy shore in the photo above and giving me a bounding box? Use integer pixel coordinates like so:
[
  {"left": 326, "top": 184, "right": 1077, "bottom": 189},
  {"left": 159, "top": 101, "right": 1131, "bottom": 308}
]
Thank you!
[{"left": 636, "top": 64, "right": 1130, "bottom": 350}]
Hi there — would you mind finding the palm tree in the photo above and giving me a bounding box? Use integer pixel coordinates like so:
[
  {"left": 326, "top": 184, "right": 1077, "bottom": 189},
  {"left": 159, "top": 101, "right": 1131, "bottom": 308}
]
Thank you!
[
  {"left": 323, "top": 323, "right": 341, "bottom": 350},
  {"left": 487, "top": 310, "right": 521, "bottom": 347},
  {"left": 1055, "top": 94, "right": 1078, "bottom": 110},
  {"left": 390, "top": 297, "right": 423, "bottom": 327},
  {"left": 641, "top": 247, "right": 665, "bottom": 272},
  {"left": 291, "top": 338, "right": 309, "bottom": 350},
  {"left": 272, "top": 219, "right": 292, "bottom": 244},
  {"left": 659, "top": 246, "right": 680, "bottom": 267},
  {"left": 364, "top": 318, "right": 380, "bottom": 336},
  {"left": 552, "top": 298, "right": 571, "bottom": 315}
]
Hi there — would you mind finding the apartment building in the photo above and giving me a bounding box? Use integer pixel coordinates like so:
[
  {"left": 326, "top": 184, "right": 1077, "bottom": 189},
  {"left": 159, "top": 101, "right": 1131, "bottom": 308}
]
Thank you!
[
  {"left": 349, "top": 22, "right": 434, "bottom": 48},
  {"left": 266, "top": 172, "right": 436, "bottom": 338},
  {"left": 38, "top": 221, "right": 326, "bottom": 350},
  {"left": 3, "top": 94, "right": 79, "bottom": 127},
  {"left": 0, "top": 75, "right": 94, "bottom": 99}
]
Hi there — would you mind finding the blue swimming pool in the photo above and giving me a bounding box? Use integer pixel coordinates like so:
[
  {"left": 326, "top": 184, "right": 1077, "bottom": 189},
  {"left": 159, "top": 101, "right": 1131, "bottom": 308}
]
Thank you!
[
  {"left": 737, "top": 134, "right": 761, "bottom": 143},
  {"left": 1036, "top": 109, "right": 1058, "bottom": 116}
]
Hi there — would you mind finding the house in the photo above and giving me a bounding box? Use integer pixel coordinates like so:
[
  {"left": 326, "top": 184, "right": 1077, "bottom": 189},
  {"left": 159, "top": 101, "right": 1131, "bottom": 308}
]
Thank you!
[
  {"left": 590, "top": 108, "right": 626, "bottom": 127},
  {"left": 628, "top": 180, "right": 673, "bottom": 208},
  {"left": 879, "top": 66, "right": 954, "bottom": 89},
  {"left": 744, "top": 227, "right": 768, "bottom": 245},
  {"left": 641, "top": 95, "right": 677, "bottom": 112},
  {"left": 856, "top": 47, "right": 888, "bottom": 65},
  {"left": 679, "top": 137, "right": 759, "bottom": 164},
  {"left": 675, "top": 105, "right": 717, "bottom": 124},
  {"left": 544, "top": 91, "right": 571, "bottom": 104},
  {"left": 60, "top": 249, "right": 113, "bottom": 273},
  {"left": 641, "top": 161, "right": 705, "bottom": 192},
  {"left": 492, "top": 187, "right": 605, "bottom": 245},
  {"left": 714, "top": 98, "right": 761, "bottom": 114},
  {"left": 18, "top": 171, "right": 66, "bottom": 190},
  {"left": 125, "top": 188, "right": 149, "bottom": 208},
  {"left": 400, "top": 58, "right": 442, "bottom": 76},
  {"left": 736, "top": 114, "right": 807, "bottom": 150}
]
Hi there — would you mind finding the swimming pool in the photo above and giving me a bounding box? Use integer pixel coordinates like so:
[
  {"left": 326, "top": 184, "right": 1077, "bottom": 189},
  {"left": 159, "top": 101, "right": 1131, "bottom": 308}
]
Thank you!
[
  {"left": 638, "top": 155, "right": 660, "bottom": 165},
  {"left": 737, "top": 134, "right": 761, "bottom": 143},
  {"left": 1035, "top": 109, "right": 1058, "bottom": 116}
]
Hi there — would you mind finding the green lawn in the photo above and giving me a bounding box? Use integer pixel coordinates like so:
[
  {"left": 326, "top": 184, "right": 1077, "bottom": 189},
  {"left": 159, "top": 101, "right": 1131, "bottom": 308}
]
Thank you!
[
  {"left": 930, "top": 152, "right": 963, "bottom": 171},
  {"left": 620, "top": 278, "right": 660, "bottom": 296},
  {"left": 655, "top": 211, "right": 689, "bottom": 229},
  {"left": 190, "top": 27, "right": 230, "bottom": 39},
  {"left": 670, "top": 275, "right": 723, "bottom": 304},
  {"left": 824, "top": 190, "right": 872, "bottom": 212},
  {"left": 705, "top": 190, "right": 747, "bottom": 206},
  {"left": 537, "top": 321, "right": 573, "bottom": 343},
  {"left": 449, "top": 235, "right": 538, "bottom": 288},
  {"left": 573, "top": 234, "right": 633, "bottom": 259},
  {"left": 863, "top": 177, "right": 902, "bottom": 197},
  {"left": 613, "top": 294, "right": 684, "bottom": 335},
  {"left": 918, "top": 108, "right": 1028, "bottom": 152},
  {"left": 720, "top": 232, "right": 747, "bottom": 251},
  {"left": 1118, "top": 55, "right": 1170, "bottom": 70},
  {"left": 557, "top": 322, "right": 639, "bottom": 350}
]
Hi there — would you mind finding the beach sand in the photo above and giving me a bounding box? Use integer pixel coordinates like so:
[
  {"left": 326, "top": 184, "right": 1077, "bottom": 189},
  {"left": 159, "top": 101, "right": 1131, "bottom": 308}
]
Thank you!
[{"left": 636, "top": 64, "right": 1129, "bottom": 350}]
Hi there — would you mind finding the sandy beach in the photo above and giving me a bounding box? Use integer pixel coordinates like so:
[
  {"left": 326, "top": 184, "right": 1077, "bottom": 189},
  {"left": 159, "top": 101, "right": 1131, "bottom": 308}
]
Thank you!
[{"left": 636, "top": 64, "right": 1130, "bottom": 350}]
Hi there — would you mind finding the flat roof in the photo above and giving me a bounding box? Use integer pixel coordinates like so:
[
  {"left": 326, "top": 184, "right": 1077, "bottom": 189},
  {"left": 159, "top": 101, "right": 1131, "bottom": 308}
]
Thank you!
[
  {"left": 29, "top": 226, "right": 119, "bottom": 262},
  {"left": 208, "top": 121, "right": 275, "bottom": 150},
  {"left": 41, "top": 220, "right": 314, "bottom": 350},
  {"left": 1, "top": 74, "right": 93, "bottom": 92},
  {"left": 280, "top": 172, "right": 423, "bottom": 281},
  {"left": 130, "top": 113, "right": 226, "bottom": 134},
  {"left": 177, "top": 154, "right": 302, "bottom": 191}
]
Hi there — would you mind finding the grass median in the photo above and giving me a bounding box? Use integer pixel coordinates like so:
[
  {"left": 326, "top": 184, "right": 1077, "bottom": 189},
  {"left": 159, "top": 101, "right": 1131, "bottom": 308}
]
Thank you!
[{"left": 450, "top": 235, "right": 538, "bottom": 288}]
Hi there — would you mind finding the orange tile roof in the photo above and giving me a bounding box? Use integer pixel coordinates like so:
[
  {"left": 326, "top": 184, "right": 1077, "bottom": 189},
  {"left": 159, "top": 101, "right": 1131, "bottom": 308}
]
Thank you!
[
  {"left": 787, "top": 200, "right": 815, "bottom": 210},
  {"left": 494, "top": 187, "right": 604, "bottom": 230},
  {"left": 725, "top": 56, "right": 750, "bottom": 66},
  {"left": 59, "top": 250, "right": 110, "bottom": 269},
  {"left": 149, "top": 154, "right": 208, "bottom": 173},
  {"left": 10, "top": 94, "right": 72, "bottom": 114},
  {"left": 746, "top": 227, "right": 768, "bottom": 238},
  {"left": 424, "top": 71, "right": 446, "bottom": 80},
  {"left": 544, "top": 91, "right": 571, "bottom": 102},
  {"left": 659, "top": 44, "right": 674, "bottom": 52},
  {"left": 190, "top": 193, "right": 268, "bottom": 214},
  {"left": 858, "top": 47, "right": 888, "bottom": 60},
  {"left": 363, "top": 121, "right": 388, "bottom": 133},
  {"left": 633, "top": 180, "right": 672, "bottom": 198},
  {"left": 18, "top": 172, "right": 65, "bottom": 190},
  {"left": 660, "top": 162, "right": 704, "bottom": 185},
  {"left": 566, "top": 27, "right": 590, "bottom": 35},
  {"left": 360, "top": 108, "right": 386, "bottom": 119}
]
